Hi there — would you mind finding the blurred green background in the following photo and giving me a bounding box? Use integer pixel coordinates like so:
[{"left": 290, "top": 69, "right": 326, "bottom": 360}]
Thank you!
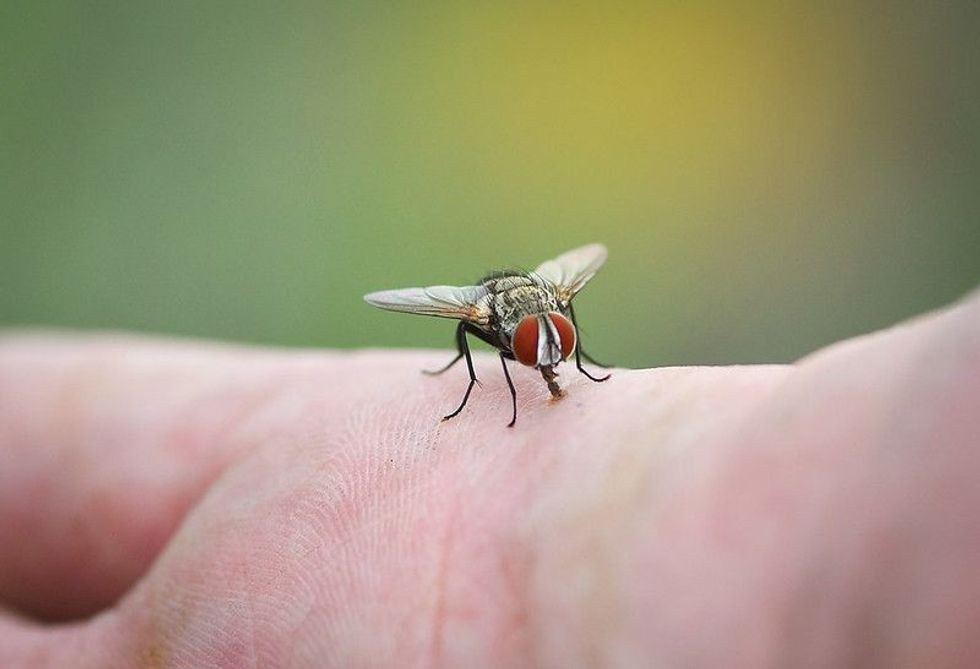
[{"left": 2, "top": 2, "right": 978, "bottom": 368}]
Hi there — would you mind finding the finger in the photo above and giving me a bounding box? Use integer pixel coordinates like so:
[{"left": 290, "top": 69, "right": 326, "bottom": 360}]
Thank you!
[
  {"left": 626, "top": 290, "right": 980, "bottom": 666},
  {"left": 0, "top": 331, "right": 645, "bottom": 622},
  {"left": 97, "top": 291, "right": 979, "bottom": 667},
  {"left": 0, "top": 328, "right": 786, "bottom": 656},
  {"left": 105, "top": 363, "right": 791, "bottom": 668},
  {"left": 0, "top": 334, "right": 327, "bottom": 620},
  {"left": 2, "top": 289, "right": 977, "bottom": 667}
]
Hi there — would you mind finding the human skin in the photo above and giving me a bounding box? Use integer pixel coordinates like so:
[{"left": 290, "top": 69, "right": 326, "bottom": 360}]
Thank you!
[{"left": 0, "top": 290, "right": 978, "bottom": 668}]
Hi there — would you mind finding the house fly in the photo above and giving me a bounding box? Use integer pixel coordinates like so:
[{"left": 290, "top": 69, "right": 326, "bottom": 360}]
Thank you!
[{"left": 364, "top": 243, "right": 611, "bottom": 427}]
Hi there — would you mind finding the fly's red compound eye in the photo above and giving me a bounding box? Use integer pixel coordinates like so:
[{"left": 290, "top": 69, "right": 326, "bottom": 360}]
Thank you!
[
  {"left": 511, "top": 316, "right": 540, "bottom": 367},
  {"left": 548, "top": 312, "right": 576, "bottom": 361}
]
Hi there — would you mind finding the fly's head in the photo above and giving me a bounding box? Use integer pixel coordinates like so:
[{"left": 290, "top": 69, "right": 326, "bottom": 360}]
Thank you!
[{"left": 510, "top": 311, "right": 576, "bottom": 370}]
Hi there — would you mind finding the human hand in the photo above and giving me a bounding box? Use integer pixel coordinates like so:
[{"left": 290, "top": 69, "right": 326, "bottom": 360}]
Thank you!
[{"left": 1, "top": 290, "right": 978, "bottom": 668}]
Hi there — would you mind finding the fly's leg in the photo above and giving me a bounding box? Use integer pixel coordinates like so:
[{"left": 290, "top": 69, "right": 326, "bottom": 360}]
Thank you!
[
  {"left": 575, "top": 345, "right": 610, "bottom": 382},
  {"left": 568, "top": 303, "right": 611, "bottom": 382},
  {"left": 441, "top": 322, "right": 480, "bottom": 422},
  {"left": 499, "top": 352, "right": 518, "bottom": 427},
  {"left": 423, "top": 351, "right": 463, "bottom": 375}
]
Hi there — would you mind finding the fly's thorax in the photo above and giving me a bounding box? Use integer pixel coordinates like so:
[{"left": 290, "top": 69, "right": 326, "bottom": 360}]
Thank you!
[{"left": 481, "top": 273, "right": 561, "bottom": 341}]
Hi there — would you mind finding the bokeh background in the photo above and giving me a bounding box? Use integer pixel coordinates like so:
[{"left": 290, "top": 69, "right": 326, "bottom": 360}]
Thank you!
[{"left": 2, "top": 2, "right": 978, "bottom": 368}]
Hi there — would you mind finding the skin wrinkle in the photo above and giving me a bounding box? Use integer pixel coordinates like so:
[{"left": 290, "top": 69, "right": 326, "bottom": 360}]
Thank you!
[
  {"left": 118, "top": 370, "right": 289, "bottom": 617},
  {"left": 448, "top": 419, "right": 561, "bottom": 669},
  {"left": 430, "top": 489, "right": 458, "bottom": 669},
  {"left": 494, "top": 535, "right": 536, "bottom": 668},
  {"left": 121, "top": 364, "right": 379, "bottom": 667},
  {"left": 577, "top": 374, "right": 694, "bottom": 665},
  {"left": 147, "top": 539, "right": 257, "bottom": 668},
  {"left": 152, "top": 478, "right": 303, "bottom": 665},
  {"left": 519, "top": 374, "right": 626, "bottom": 666},
  {"left": 201, "top": 386, "right": 450, "bottom": 664},
  {"left": 136, "top": 580, "right": 170, "bottom": 669},
  {"left": 435, "top": 392, "right": 567, "bottom": 669}
]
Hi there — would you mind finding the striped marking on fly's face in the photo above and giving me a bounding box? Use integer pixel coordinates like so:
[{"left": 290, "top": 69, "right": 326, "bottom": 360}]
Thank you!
[{"left": 511, "top": 312, "right": 576, "bottom": 367}]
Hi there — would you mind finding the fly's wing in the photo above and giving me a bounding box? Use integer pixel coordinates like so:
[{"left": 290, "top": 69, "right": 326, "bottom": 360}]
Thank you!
[
  {"left": 363, "top": 284, "right": 490, "bottom": 326},
  {"left": 532, "top": 243, "right": 608, "bottom": 302}
]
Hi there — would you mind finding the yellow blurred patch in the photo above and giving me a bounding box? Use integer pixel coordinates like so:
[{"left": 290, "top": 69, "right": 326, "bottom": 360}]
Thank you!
[{"left": 396, "top": 4, "right": 865, "bottom": 205}]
